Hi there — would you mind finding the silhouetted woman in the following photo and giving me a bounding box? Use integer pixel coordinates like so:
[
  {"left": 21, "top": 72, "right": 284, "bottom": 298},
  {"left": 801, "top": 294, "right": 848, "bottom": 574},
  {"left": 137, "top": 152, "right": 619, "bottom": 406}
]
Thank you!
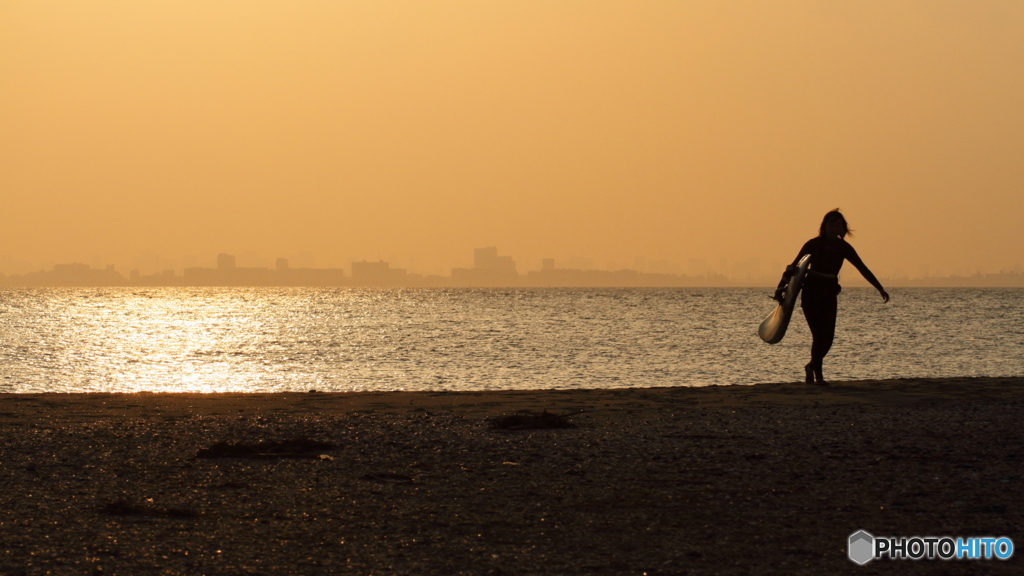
[{"left": 784, "top": 210, "right": 889, "bottom": 384}]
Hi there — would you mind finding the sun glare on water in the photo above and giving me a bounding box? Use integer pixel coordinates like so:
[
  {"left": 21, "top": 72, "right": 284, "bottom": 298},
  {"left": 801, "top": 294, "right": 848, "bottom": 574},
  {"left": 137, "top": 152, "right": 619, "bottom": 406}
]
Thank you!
[{"left": 24, "top": 289, "right": 282, "bottom": 393}]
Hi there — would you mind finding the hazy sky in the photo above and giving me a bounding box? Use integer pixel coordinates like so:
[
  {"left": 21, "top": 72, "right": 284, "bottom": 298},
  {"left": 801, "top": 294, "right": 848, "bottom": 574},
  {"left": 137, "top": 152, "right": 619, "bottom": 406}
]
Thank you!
[{"left": 2, "top": 1, "right": 1022, "bottom": 277}]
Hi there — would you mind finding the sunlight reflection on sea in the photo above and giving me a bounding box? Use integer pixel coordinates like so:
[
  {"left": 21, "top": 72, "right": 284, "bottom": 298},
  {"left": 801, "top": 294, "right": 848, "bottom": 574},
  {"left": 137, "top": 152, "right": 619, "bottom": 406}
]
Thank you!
[{"left": 0, "top": 287, "right": 1021, "bottom": 393}]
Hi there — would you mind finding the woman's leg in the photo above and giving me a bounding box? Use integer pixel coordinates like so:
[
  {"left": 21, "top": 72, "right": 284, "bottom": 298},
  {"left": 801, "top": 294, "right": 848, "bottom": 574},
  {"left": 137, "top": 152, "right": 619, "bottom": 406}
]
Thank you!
[{"left": 802, "top": 290, "right": 838, "bottom": 381}]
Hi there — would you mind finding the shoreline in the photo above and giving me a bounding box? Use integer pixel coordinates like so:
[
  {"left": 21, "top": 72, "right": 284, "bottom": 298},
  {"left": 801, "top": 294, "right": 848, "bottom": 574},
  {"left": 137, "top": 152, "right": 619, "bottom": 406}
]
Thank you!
[
  {"left": 2, "top": 377, "right": 1021, "bottom": 574},
  {"left": 3, "top": 376, "right": 1022, "bottom": 421}
]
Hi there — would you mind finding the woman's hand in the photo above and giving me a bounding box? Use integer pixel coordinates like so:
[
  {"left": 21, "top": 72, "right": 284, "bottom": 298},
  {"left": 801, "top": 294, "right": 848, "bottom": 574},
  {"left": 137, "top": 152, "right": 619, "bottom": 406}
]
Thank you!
[
  {"left": 773, "top": 288, "right": 786, "bottom": 303},
  {"left": 879, "top": 289, "right": 890, "bottom": 303}
]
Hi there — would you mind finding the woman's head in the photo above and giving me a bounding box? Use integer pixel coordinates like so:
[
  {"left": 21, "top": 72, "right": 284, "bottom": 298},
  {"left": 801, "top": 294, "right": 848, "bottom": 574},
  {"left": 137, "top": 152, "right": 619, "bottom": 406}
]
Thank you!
[{"left": 819, "top": 209, "right": 851, "bottom": 239}]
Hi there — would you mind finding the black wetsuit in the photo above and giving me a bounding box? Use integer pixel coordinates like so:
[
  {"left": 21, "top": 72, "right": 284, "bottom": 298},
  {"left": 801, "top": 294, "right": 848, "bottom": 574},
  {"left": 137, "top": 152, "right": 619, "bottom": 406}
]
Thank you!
[{"left": 790, "top": 236, "right": 885, "bottom": 373}]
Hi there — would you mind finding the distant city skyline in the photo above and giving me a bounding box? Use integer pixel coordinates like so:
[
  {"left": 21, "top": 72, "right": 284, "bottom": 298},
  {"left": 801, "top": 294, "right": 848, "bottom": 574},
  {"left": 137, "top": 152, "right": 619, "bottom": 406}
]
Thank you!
[{"left": 3, "top": 246, "right": 1023, "bottom": 288}]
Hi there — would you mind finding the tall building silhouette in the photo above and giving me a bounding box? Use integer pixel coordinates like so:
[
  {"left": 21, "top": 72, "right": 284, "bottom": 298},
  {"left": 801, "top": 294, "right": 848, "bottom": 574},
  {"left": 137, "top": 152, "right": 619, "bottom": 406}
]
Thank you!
[
  {"left": 451, "top": 247, "right": 519, "bottom": 286},
  {"left": 473, "top": 247, "right": 517, "bottom": 275}
]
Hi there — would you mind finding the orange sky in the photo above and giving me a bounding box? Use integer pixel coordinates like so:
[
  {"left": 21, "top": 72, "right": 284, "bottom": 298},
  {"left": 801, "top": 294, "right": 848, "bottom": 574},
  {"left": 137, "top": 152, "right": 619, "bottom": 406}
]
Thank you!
[{"left": 2, "top": 1, "right": 1022, "bottom": 279}]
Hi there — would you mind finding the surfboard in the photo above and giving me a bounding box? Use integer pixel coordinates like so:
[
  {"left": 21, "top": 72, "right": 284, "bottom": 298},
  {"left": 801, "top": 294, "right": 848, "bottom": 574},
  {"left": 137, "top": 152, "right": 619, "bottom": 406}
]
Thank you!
[{"left": 758, "top": 254, "right": 811, "bottom": 344}]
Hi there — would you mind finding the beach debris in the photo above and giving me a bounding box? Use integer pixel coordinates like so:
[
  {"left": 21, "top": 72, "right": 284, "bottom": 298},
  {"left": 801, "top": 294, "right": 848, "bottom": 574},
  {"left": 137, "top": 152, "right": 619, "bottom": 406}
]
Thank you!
[
  {"left": 488, "top": 410, "right": 576, "bottom": 430},
  {"left": 195, "top": 437, "right": 337, "bottom": 459},
  {"left": 101, "top": 499, "right": 200, "bottom": 519}
]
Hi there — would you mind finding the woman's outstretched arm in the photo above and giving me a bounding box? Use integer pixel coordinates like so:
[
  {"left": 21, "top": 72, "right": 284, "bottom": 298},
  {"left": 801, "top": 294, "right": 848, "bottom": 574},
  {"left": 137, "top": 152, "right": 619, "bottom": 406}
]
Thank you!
[{"left": 845, "top": 246, "right": 890, "bottom": 302}]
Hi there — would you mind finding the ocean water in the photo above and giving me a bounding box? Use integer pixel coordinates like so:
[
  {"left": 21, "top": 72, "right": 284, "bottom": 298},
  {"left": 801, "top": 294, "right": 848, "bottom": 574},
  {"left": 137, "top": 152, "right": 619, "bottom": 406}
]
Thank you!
[{"left": 0, "top": 287, "right": 1021, "bottom": 393}]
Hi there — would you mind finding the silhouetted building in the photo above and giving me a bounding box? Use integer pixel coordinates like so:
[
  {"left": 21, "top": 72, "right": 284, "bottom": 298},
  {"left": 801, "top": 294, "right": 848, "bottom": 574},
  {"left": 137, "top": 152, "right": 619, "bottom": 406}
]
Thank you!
[
  {"left": 351, "top": 260, "right": 408, "bottom": 285},
  {"left": 5, "top": 263, "right": 128, "bottom": 286},
  {"left": 217, "top": 253, "right": 236, "bottom": 270},
  {"left": 451, "top": 247, "right": 520, "bottom": 286},
  {"left": 129, "top": 268, "right": 184, "bottom": 286},
  {"left": 474, "top": 247, "right": 517, "bottom": 275},
  {"left": 279, "top": 267, "right": 347, "bottom": 286}
]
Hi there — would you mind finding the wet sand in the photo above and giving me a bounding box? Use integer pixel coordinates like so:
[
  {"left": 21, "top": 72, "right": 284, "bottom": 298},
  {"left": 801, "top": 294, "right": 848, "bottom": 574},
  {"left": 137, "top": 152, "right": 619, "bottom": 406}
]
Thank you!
[{"left": 1, "top": 377, "right": 1021, "bottom": 574}]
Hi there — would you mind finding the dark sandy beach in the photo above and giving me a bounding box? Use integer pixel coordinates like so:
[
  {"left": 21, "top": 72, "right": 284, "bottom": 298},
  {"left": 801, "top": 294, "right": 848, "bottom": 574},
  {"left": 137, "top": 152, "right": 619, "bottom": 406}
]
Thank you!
[{"left": 1, "top": 377, "right": 1021, "bottom": 575}]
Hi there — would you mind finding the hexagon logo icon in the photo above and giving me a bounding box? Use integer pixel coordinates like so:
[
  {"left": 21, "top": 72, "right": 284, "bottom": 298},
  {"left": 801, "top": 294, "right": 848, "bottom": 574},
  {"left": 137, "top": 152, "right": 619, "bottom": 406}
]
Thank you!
[{"left": 849, "top": 530, "right": 874, "bottom": 565}]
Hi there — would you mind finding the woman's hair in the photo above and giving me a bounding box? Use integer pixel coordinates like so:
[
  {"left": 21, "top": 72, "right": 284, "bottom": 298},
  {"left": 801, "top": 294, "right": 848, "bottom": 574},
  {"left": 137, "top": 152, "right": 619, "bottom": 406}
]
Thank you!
[{"left": 819, "top": 209, "right": 853, "bottom": 239}]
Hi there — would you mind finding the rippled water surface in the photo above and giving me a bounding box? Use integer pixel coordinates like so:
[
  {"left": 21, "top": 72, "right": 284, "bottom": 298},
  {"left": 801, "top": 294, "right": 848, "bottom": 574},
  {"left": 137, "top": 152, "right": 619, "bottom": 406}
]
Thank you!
[{"left": 1, "top": 288, "right": 1022, "bottom": 393}]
